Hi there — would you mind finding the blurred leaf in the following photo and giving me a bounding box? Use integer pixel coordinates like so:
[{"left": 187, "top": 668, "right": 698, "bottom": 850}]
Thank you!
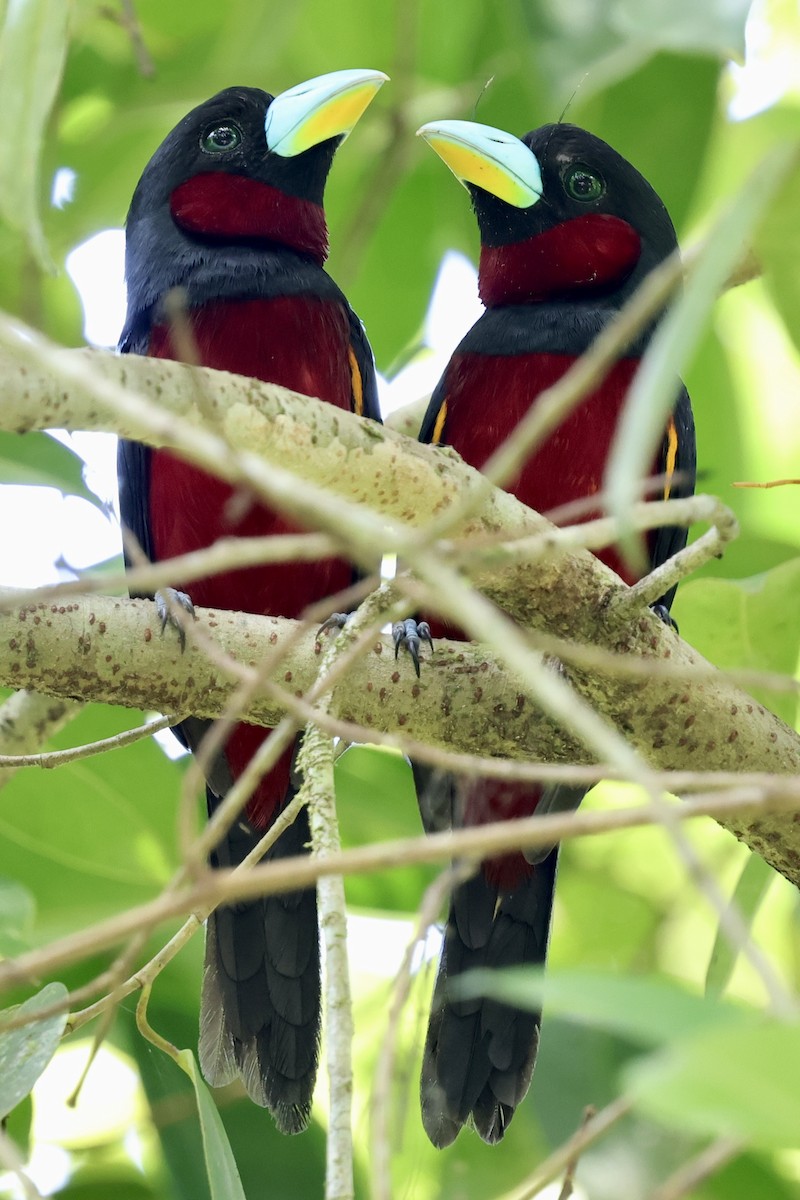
[
  {"left": 57, "top": 1179, "right": 160, "bottom": 1200},
  {"left": 4, "top": 1092, "right": 31, "bottom": 1159},
  {"left": 527, "top": 0, "right": 749, "bottom": 103},
  {"left": 0, "top": 704, "right": 182, "bottom": 938},
  {"left": 706, "top": 854, "right": 777, "bottom": 997},
  {"left": 177, "top": 1050, "right": 246, "bottom": 1200},
  {"left": 626, "top": 1019, "right": 800, "bottom": 1147},
  {"left": 758, "top": 153, "right": 800, "bottom": 353},
  {"left": 336, "top": 745, "right": 436, "bottom": 911},
  {"left": 0, "top": 0, "right": 69, "bottom": 265},
  {"left": 0, "top": 877, "right": 36, "bottom": 955},
  {"left": 457, "top": 967, "right": 748, "bottom": 1045},
  {"left": 703, "top": 1150, "right": 800, "bottom": 1200},
  {"left": 0, "top": 431, "right": 104, "bottom": 508},
  {"left": 606, "top": 140, "right": 799, "bottom": 567},
  {"left": 674, "top": 559, "right": 800, "bottom": 727},
  {"left": 0, "top": 981, "right": 68, "bottom": 1118}
]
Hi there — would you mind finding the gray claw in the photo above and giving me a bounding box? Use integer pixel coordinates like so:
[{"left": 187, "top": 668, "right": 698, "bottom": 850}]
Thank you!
[
  {"left": 393, "top": 618, "right": 433, "bottom": 678},
  {"left": 651, "top": 602, "right": 678, "bottom": 633},
  {"left": 155, "top": 587, "right": 196, "bottom": 651},
  {"left": 317, "top": 612, "right": 351, "bottom": 636}
]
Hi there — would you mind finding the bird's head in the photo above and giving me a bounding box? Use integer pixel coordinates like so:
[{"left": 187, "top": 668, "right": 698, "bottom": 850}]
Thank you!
[
  {"left": 418, "top": 119, "right": 677, "bottom": 309},
  {"left": 125, "top": 69, "right": 386, "bottom": 314}
]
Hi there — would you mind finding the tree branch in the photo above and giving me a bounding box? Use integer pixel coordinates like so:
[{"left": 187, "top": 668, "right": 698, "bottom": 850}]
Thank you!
[{"left": 0, "top": 589, "right": 798, "bottom": 879}]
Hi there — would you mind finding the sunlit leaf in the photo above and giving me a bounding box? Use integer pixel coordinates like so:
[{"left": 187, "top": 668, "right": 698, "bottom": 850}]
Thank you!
[
  {"left": 528, "top": 0, "right": 750, "bottom": 103},
  {"left": 758, "top": 154, "right": 800, "bottom": 353},
  {"left": 606, "top": 141, "right": 799, "bottom": 569},
  {"left": 0, "top": 981, "right": 68, "bottom": 1119},
  {"left": 674, "top": 559, "right": 800, "bottom": 728},
  {"left": 178, "top": 1050, "right": 247, "bottom": 1200},
  {"left": 0, "top": 0, "right": 69, "bottom": 265},
  {"left": 0, "top": 876, "right": 35, "bottom": 955},
  {"left": 626, "top": 1019, "right": 800, "bottom": 1147},
  {"left": 456, "top": 967, "right": 747, "bottom": 1045},
  {"left": 706, "top": 853, "right": 777, "bottom": 997},
  {"left": 0, "top": 431, "right": 104, "bottom": 508}
]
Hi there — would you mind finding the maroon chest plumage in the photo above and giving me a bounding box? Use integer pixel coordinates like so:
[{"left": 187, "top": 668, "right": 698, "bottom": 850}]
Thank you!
[
  {"left": 440, "top": 349, "right": 642, "bottom": 582},
  {"left": 146, "top": 293, "right": 353, "bottom": 824}
]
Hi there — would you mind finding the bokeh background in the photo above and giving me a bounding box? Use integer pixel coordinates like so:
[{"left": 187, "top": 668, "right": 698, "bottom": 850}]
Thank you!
[{"left": 1, "top": 1, "right": 800, "bottom": 1197}]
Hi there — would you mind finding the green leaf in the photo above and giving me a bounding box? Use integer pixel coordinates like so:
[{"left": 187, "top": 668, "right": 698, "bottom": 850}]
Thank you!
[
  {"left": 0, "top": 0, "right": 70, "bottom": 265},
  {"left": 0, "top": 981, "right": 68, "bottom": 1118},
  {"left": 0, "top": 431, "right": 104, "bottom": 508},
  {"left": 0, "top": 876, "right": 36, "bottom": 955},
  {"left": 529, "top": 0, "right": 749, "bottom": 103},
  {"left": 178, "top": 1050, "right": 246, "bottom": 1200},
  {"left": 606, "top": 140, "right": 799, "bottom": 568},
  {"left": 758, "top": 153, "right": 800, "bottom": 353},
  {"left": 456, "top": 967, "right": 745, "bottom": 1046},
  {"left": 674, "top": 559, "right": 800, "bottom": 728},
  {"left": 706, "top": 854, "right": 777, "bottom": 997},
  {"left": 625, "top": 1019, "right": 800, "bottom": 1147}
]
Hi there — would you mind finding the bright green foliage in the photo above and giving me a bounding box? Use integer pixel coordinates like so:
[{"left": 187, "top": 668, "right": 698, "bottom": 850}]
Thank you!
[{"left": 1, "top": 2, "right": 800, "bottom": 1199}]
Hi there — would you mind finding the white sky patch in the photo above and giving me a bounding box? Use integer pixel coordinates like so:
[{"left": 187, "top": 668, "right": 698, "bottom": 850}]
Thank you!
[
  {"left": 347, "top": 911, "right": 440, "bottom": 977},
  {"left": 51, "top": 166, "right": 76, "bottom": 210},
  {"left": 727, "top": 0, "right": 799, "bottom": 121},
  {"left": 379, "top": 250, "right": 482, "bottom": 415},
  {"left": 66, "top": 228, "right": 127, "bottom": 348}
]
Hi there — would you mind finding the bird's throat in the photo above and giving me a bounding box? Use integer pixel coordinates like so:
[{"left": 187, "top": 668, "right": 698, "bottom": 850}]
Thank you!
[
  {"left": 169, "top": 172, "right": 329, "bottom": 262},
  {"left": 479, "top": 213, "right": 641, "bottom": 306}
]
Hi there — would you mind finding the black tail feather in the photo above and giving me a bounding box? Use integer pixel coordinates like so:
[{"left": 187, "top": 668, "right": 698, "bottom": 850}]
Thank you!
[
  {"left": 421, "top": 850, "right": 558, "bottom": 1147},
  {"left": 199, "top": 788, "right": 320, "bottom": 1134}
]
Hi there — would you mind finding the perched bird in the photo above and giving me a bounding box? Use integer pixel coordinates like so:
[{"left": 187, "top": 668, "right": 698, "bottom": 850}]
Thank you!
[
  {"left": 411, "top": 119, "right": 696, "bottom": 1146},
  {"left": 117, "top": 69, "right": 385, "bottom": 1133}
]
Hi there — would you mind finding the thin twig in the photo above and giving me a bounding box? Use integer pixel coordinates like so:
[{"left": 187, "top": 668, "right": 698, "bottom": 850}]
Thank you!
[
  {"left": 557, "top": 1105, "right": 596, "bottom": 1200},
  {"left": 371, "top": 863, "right": 473, "bottom": 1200},
  {"left": 0, "top": 712, "right": 178, "bottom": 769},
  {"left": 3, "top": 785, "right": 799, "bottom": 1005},
  {"left": 648, "top": 1136, "right": 743, "bottom": 1200},
  {"left": 500, "top": 1096, "right": 633, "bottom": 1200}
]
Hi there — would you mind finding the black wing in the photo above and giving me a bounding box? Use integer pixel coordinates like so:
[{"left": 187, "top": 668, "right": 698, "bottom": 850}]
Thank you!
[
  {"left": 649, "top": 384, "right": 696, "bottom": 611},
  {"left": 117, "top": 327, "right": 156, "bottom": 587},
  {"left": 346, "top": 306, "right": 381, "bottom": 423},
  {"left": 418, "top": 372, "right": 449, "bottom": 446}
]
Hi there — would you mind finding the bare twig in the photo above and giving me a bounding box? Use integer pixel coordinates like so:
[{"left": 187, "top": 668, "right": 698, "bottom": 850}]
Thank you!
[
  {"left": 500, "top": 1096, "right": 633, "bottom": 1200},
  {"left": 648, "top": 1136, "right": 743, "bottom": 1200},
  {"left": 370, "top": 863, "right": 473, "bottom": 1200},
  {"left": 557, "top": 1105, "right": 596, "bottom": 1200},
  {"left": 0, "top": 712, "right": 178, "bottom": 769},
  {"left": 3, "top": 785, "right": 800, "bottom": 1004}
]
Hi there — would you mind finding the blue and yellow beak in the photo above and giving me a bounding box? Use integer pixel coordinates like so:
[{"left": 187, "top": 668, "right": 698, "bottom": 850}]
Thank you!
[
  {"left": 417, "top": 118, "right": 543, "bottom": 209},
  {"left": 265, "top": 68, "right": 388, "bottom": 158}
]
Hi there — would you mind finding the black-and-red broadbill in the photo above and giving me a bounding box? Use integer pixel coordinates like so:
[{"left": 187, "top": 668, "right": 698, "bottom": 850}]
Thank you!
[
  {"left": 411, "top": 119, "right": 696, "bottom": 1146},
  {"left": 117, "top": 69, "right": 386, "bottom": 1133}
]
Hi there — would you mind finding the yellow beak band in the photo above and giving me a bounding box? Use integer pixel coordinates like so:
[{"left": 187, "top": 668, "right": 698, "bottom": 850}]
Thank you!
[
  {"left": 417, "top": 119, "right": 542, "bottom": 209},
  {"left": 265, "top": 67, "right": 389, "bottom": 158}
]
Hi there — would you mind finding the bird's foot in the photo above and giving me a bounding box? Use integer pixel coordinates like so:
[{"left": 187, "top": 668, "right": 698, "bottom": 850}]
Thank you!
[
  {"left": 392, "top": 618, "right": 433, "bottom": 679},
  {"left": 651, "top": 602, "right": 678, "bottom": 634},
  {"left": 155, "top": 587, "right": 196, "bottom": 651},
  {"left": 317, "top": 612, "right": 352, "bottom": 636}
]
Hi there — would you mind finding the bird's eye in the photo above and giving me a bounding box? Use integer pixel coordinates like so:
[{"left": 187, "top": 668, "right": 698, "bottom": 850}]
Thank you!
[
  {"left": 200, "top": 123, "right": 242, "bottom": 154},
  {"left": 564, "top": 164, "right": 605, "bottom": 202}
]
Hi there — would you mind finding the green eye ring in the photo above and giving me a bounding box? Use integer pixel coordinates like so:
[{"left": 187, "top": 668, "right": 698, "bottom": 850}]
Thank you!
[
  {"left": 564, "top": 163, "right": 605, "bottom": 202},
  {"left": 200, "top": 123, "right": 242, "bottom": 154}
]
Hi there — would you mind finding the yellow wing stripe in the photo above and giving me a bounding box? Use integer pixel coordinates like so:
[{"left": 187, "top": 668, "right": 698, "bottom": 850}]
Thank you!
[
  {"left": 663, "top": 414, "right": 679, "bottom": 500},
  {"left": 431, "top": 399, "right": 448, "bottom": 445},
  {"left": 348, "top": 347, "right": 364, "bottom": 417}
]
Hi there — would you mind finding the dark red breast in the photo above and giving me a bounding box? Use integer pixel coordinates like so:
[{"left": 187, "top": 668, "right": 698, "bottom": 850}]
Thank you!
[
  {"left": 147, "top": 294, "right": 354, "bottom": 825},
  {"left": 432, "top": 350, "right": 642, "bottom": 886}
]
